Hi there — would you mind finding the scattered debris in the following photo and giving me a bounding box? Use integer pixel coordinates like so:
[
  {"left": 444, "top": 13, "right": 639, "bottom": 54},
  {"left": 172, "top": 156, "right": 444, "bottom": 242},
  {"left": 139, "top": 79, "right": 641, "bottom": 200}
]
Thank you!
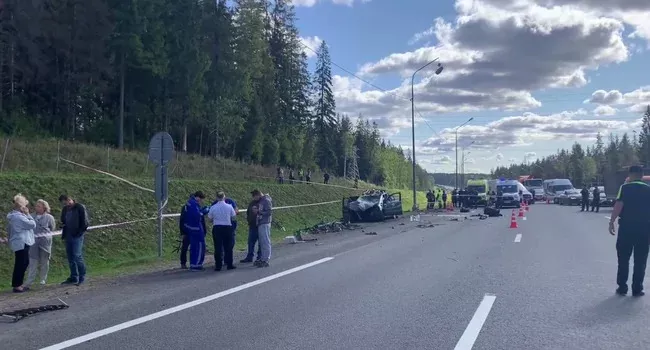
[
  {"left": 1, "top": 299, "right": 69, "bottom": 323},
  {"left": 447, "top": 257, "right": 458, "bottom": 262},
  {"left": 284, "top": 236, "right": 299, "bottom": 244},
  {"left": 416, "top": 223, "right": 440, "bottom": 228},
  {"left": 294, "top": 221, "right": 362, "bottom": 241},
  {"left": 365, "top": 231, "right": 378, "bottom": 235}
]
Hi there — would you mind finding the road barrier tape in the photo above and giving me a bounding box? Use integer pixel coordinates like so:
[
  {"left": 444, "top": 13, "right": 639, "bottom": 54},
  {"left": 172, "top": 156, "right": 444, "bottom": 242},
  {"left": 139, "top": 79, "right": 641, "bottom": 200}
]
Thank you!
[
  {"left": 0, "top": 200, "right": 341, "bottom": 243},
  {"left": 59, "top": 157, "right": 154, "bottom": 193}
]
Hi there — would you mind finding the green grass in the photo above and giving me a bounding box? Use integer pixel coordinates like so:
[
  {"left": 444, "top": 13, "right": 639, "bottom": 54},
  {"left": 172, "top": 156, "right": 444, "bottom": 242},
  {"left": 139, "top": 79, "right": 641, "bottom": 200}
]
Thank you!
[
  {"left": 0, "top": 174, "right": 369, "bottom": 286},
  {"left": 0, "top": 136, "right": 370, "bottom": 188},
  {"left": 0, "top": 137, "right": 441, "bottom": 287}
]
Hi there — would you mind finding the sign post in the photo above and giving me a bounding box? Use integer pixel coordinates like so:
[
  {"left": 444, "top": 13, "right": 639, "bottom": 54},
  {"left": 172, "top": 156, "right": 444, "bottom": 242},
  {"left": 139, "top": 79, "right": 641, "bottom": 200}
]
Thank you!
[{"left": 148, "top": 132, "right": 174, "bottom": 257}]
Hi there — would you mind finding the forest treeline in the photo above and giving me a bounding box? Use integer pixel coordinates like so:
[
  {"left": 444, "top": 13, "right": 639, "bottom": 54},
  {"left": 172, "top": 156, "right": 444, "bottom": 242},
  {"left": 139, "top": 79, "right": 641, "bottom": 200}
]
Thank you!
[
  {"left": 493, "top": 106, "right": 650, "bottom": 187},
  {"left": 0, "top": 0, "right": 431, "bottom": 189}
]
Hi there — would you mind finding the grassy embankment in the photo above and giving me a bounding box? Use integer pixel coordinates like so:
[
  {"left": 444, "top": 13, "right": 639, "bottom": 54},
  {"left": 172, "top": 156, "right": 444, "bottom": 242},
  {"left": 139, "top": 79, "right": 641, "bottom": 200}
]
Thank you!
[{"left": 0, "top": 138, "right": 433, "bottom": 286}]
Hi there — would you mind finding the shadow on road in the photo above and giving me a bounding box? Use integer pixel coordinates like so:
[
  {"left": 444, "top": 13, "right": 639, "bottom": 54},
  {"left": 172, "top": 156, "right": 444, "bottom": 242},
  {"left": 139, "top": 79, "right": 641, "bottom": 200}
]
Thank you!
[{"left": 574, "top": 295, "right": 643, "bottom": 327}]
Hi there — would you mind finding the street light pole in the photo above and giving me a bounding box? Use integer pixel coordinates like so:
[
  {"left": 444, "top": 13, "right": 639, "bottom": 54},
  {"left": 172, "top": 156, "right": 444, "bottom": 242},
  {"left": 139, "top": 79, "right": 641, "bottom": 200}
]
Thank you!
[
  {"left": 454, "top": 117, "right": 473, "bottom": 189},
  {"left": 411, "top": 58, "right": 443, "bottom": 212}
]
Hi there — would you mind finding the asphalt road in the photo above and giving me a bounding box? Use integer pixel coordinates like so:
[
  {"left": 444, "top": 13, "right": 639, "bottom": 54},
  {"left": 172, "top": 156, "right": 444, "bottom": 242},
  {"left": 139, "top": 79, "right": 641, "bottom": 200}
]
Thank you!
[{"left": 2, "top": 205, "right": 650, "bottom": 350}]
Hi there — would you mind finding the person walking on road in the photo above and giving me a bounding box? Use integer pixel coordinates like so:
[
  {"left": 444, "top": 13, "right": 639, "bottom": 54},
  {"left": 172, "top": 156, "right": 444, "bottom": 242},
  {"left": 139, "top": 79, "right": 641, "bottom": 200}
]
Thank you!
[
  {"left": 591, "top": 186, "right": 601, "bottom": 212},
  {"left": 252, "top": 189, "right": 272, "bottom": 268},
  {"left": 208, "top": 192, "right": 237, "bottom": 271},
  {"left": 7, "top": 194, "right": 36, "bottom": 293},
  {"left": 240, "top": 197, "right": 262, "bottom": 263},
  {"left": 609, "top": 166, "right": 650, "bottom": 297},
  {"left": 26, "top": 199, "right": 55, "bottom": 287},
  {"left": 181, "top": 192, "right": 207, "bottom": 271},
  {"left": 59, "top": 194, "right": 89, "bottom": 285},
  {"left": 580, "top": 185, "right": 589, "bottom": 212}
]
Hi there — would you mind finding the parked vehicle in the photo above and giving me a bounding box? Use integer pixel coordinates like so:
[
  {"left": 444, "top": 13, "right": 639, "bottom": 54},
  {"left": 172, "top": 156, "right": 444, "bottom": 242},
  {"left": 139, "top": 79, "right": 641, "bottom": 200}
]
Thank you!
[
  {"left": 547, "top": 179, "right": 574, "bottom": 204},
  {"left": 558, "top": 189, "right": 582, "bottom": 206},
  {"left": 517, "top": 182, "right": 533, "bottom": 204},
  {"left": 343, "top": 190, "right": 403, "bottom": 223},
  {"left": 523, "top": 178, "right": 545, "bottom": 202},
  {"left": 496, "top": 180, "right": 521, "bottom": 208},
  {"left": 467, "top": 179, "right": 489, "bottom": 206}
]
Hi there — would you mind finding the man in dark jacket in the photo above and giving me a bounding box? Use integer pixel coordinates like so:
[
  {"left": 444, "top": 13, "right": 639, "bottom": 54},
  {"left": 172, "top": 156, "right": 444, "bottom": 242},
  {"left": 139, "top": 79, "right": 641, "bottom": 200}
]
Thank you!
[
  {"left": 179, "top": 191, "right": 206, "bottom": 269},
  {"left": 591, "top": 186, "right": 601, "bottom": 212},
  {"left": 580, "top": 185, "right": 589, "bottom": 212},
  {"left": 59, "top": 194, "right": 89, "bottom": 285},
  {"left": 240, "top": 197, "right": 262, "bottom": 263}
]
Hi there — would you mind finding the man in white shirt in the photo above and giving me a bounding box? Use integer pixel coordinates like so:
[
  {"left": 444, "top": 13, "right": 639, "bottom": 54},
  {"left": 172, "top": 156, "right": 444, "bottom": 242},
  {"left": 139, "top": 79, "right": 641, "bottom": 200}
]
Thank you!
[{"left": 207, "top": 191, "right": 237, "bottom": 271}]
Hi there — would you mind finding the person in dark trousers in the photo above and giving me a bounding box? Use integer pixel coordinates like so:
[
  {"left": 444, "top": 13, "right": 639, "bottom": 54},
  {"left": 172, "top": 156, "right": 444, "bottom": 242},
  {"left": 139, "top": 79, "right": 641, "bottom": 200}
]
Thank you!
[
  {"left": 240, "top": 197, "right": 262, "bottom": 263},
  {"left": 442, "top": 190, "right": 448, "bottom": 209},
  {"left": 324, "top": 172, "right": 330, "bottom": 185},
  {"left": 211, "top": 195, "right": 238, "bottom": 266},
  {"left": 452, "top": 189, "right": 458, "bottom": 208},
  {"left": 179, "top": 191, "right": 206, "bottom": 269},
  {"left": 305, "top": 169, "right": 312, "bottom": 184},
  {"left": 591, "top": 186, "right": 601, "bottom": 212},
  {"left": 59, "top": 194, "right": 89, "bottom": 285},
  {"left": 208, "top": 192, "right": 237, "bottom": 271},
  {"left": 181, "top": 192, "right": 207, "bottom": 271},
  {"left": 580, "top": 185, "right": 589, "bottom": 212},
  {"left": 426, "top": 190, "right": 434, "bottom": 210},
  {"left": 288, "top": 169, "right": 295, "bottom": 184},
  {"left": 7, "top": 194, "right": 36, "bottom": 293},
  {"left": 609, "top": 166, "right": 650, "bottom": 297}
]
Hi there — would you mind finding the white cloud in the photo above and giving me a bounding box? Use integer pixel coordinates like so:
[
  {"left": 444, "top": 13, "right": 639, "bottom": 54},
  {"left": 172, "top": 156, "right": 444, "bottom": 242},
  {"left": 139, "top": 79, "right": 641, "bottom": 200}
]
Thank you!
[
  {"left": 431, "top": 155, "right": 452, "bottom": 164},
  {"left": 496, "top": 153, "right": 504, "bottom": 161},
  {"left": 593, "top": 105, "right": 617, "bottom": 116},
  {"left": 525, "top": 152, "right": 537, "bottom": 158},
  {"left": 332, "top": 0, "right": 631, "bottom": 131},
  {"left": 299, "top": 36, "right": 323, "bottom": 58},
  {"left": 465, "top": 157, "right": 476, "bottom": 164},
  {"left": 420, "top": 109, "right": 632, "bottom": 154},
  {"left": 585, "top": 86, "right": 650, "bottom": 114},
  {"left": 508, "top": 158, "right": 518, "bottom": 163}
]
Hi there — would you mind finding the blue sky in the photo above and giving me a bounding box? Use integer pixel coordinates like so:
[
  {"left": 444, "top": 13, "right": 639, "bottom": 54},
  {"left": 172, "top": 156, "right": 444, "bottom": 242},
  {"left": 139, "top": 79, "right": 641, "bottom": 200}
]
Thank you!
[{"left": 294, "top": 0, "right": 650, "bottom": 173}]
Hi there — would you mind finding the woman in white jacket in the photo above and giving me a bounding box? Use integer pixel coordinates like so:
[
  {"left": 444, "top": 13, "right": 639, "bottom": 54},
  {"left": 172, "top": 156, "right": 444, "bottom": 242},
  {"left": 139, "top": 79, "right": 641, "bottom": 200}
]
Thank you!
[
  {"left": 26, "top": 199, "right": 55, "bottom": 287},
  {"left": 7, "top": 193, "right": 36, "bottom": 293}
]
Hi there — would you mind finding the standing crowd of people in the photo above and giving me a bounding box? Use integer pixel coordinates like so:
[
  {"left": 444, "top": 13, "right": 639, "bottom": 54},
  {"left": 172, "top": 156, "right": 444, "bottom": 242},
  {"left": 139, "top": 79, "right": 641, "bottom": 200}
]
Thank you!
[
  {"left": 178, "top": 189, "right": 274, "bottom": 271},
  {"left": 580, "top": 185, "right": 602, "bottom": 213},
  {"left": 276, "top": 167, "right": 333, "bottom": 185},
  {"left": 6, "top": 194, "right": 88, "bottom": 293}
]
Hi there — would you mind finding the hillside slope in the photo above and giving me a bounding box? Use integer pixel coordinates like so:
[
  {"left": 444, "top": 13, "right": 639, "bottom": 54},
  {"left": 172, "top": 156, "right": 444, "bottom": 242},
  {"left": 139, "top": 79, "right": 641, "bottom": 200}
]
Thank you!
[
  {"left": 0, "top": 174, "right": 367, "bottom": 284},
  {"left": 0, "top": 174, "right": 430, "bottom": 286}
]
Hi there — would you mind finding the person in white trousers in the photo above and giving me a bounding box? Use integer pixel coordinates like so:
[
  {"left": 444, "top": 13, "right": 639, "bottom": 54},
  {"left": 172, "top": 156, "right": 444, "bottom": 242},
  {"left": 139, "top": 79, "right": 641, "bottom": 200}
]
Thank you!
[{"left": 26, "top": 199, "right": 55, "bottom": 286}]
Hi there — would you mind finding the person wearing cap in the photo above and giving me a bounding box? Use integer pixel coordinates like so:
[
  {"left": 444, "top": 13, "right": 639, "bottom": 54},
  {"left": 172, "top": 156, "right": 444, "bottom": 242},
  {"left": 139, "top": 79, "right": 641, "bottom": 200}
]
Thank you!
[
  {"left": 181, "top": 191, "right": 207, "bottom": 271},
  {"left": 251, "top": 189, "right": 272, "bottom": 267},
  {"left": 179, "top": 191, "right": 207, "bottom": 269},
  {"left": 208, "top": 191, "right": 237, "bottom": 271},
  {"left": 609, "top": 165, "right": 650, "bottom": 297}
]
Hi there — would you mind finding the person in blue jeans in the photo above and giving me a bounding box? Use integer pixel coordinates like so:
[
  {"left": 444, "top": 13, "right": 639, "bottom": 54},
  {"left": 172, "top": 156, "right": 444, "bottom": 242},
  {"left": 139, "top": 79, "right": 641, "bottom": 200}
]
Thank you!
[
  {"left": 58, "top": 194, "right": 89, "bottom": 286},
  {"left": 240, "top": 197, "right": 261, "bottom": 263}
]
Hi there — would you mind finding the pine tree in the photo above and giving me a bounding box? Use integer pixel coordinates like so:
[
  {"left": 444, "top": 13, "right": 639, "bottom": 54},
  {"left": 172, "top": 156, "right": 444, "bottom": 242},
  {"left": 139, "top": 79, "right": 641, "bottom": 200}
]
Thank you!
[
  {"left": 313, "top": 40, "right": 337, "bottom": 170},
  {"left": 638, "top": 106, "right": 650, "bottom": 166}
]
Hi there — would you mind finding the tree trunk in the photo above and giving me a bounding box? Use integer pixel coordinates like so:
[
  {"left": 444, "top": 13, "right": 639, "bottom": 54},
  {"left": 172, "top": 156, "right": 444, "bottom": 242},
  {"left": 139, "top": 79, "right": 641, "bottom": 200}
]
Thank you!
[
  {"left": 118, "top": 51, "right": 126, "bottom": 149},
  {"left": 182, "top": 124, "right": 187, "bottom": 152},
  {"left": 0, "top": 38, "right": 4, "bottom": 113}
]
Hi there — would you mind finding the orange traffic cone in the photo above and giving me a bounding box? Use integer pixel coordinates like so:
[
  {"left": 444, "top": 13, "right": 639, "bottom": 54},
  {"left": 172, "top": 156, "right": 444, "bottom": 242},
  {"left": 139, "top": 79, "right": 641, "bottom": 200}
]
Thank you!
[
  {"left": 546, "top": 198, "right": 550, "bottom": 204},
  {"left": 525, "top": 202, "right": 530, "bottom": 212},
  {"left": 509, "top": 210, "right": 518, "bottom": 229},
  {"left": 518, "top": 206, "right": 525, "bottom": 217}
]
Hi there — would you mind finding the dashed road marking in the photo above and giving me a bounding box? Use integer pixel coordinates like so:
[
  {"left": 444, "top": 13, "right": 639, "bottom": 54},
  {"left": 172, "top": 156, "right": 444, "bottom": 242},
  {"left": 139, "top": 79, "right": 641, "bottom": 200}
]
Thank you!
[
  {"left": 514, "top": 234, "right": 522, "bottom": 243},
  {"left": 454, "top": 294, "right": 497, "bottom": 350}
]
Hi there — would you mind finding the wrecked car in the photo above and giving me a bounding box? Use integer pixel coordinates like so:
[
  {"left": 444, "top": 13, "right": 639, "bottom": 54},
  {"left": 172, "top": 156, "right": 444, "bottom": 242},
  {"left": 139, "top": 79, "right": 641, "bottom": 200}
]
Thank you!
[{"left": 342, "top": 190, "right": 403, "bottom": 223}]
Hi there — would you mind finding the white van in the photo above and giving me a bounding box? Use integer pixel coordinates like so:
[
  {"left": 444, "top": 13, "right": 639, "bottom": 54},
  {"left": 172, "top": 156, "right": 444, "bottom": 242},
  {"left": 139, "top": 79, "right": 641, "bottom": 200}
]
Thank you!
[
  {"left": 496, "top": 179, "right": 521, "bottom": 208},
  {"left": 548, "top": 179, "right": 574, "bottom": 203}
]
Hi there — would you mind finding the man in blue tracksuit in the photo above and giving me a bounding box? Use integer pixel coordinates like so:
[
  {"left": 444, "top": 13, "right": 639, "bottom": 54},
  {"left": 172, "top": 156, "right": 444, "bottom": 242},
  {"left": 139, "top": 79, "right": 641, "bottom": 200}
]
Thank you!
[
  {"left": 211, "top": 194, "right": 238, "bottom": 265},
  {"left": 181, "top": 193, "right": 206, "bottom": 271}
]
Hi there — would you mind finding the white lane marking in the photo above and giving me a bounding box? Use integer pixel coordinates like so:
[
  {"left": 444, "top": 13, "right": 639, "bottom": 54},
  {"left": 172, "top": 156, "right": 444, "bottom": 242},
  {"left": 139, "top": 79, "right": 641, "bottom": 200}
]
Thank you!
[
  {"left": 40, "top": 257, "right": 335, "bottom": 350},
  {"left": 514, "top": 234, "right": 522, "bottom": 243},
  {"left": 604, "top": 215, "right": 611, "bottom": 220},
  {"left": 522, "top": 216, "right": 527, "bottom": 221},
  {"left": 454, "top": 294, "right": 497, "bottom": 350}
]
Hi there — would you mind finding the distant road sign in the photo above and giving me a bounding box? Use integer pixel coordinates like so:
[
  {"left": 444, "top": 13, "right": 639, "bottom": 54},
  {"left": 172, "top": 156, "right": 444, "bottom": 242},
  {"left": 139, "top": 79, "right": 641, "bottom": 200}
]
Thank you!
[{"left": 148, "top": 132, "right": 174, "bottom": 166}]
